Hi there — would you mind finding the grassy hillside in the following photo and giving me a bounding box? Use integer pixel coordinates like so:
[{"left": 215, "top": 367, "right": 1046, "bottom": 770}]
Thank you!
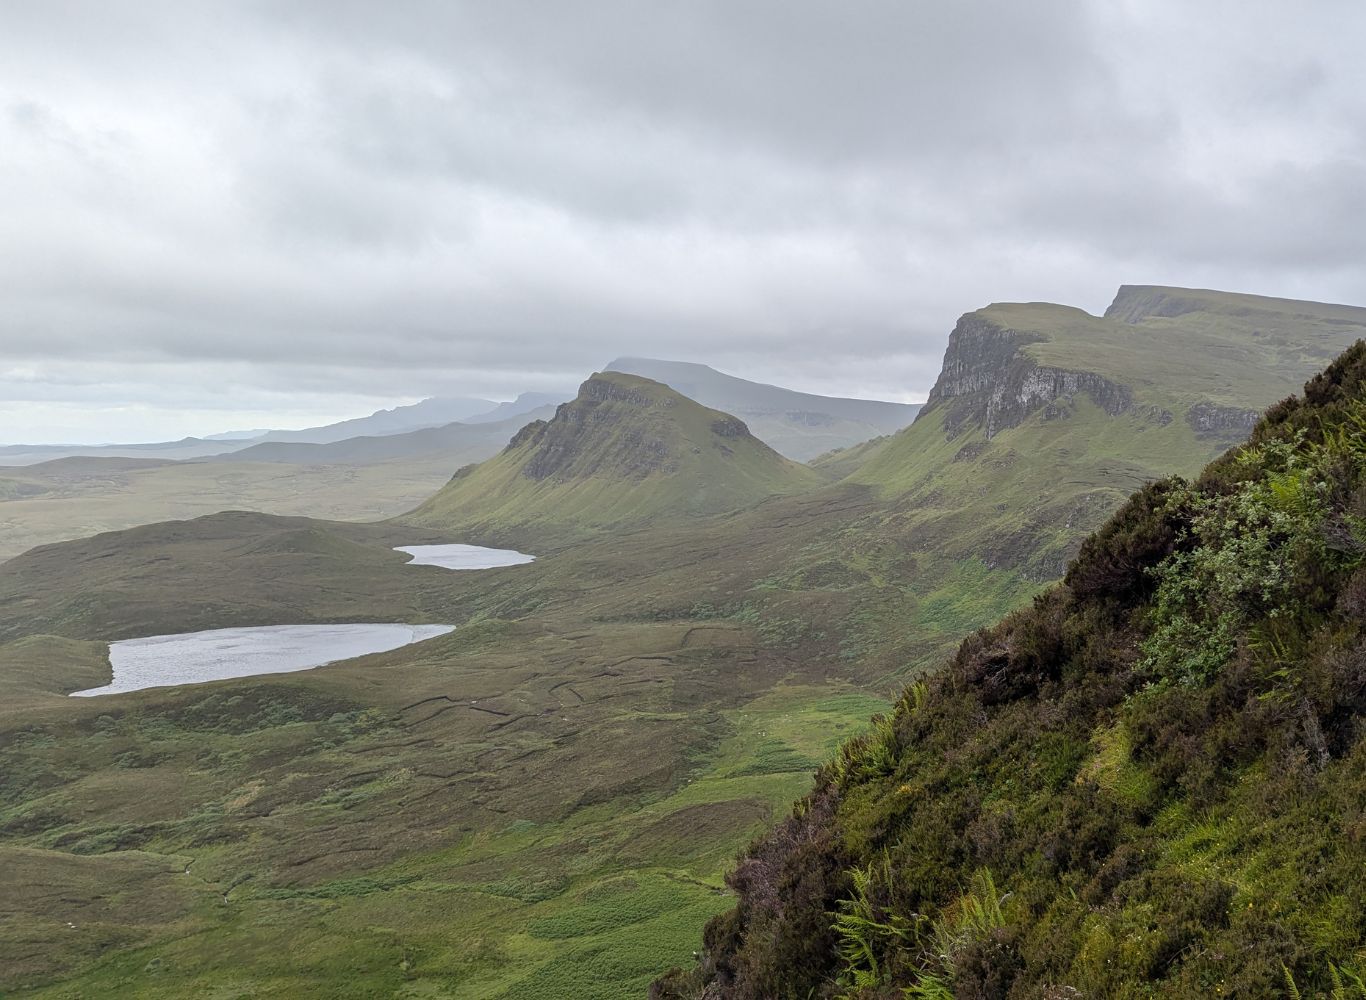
[
  {"left": 407, "top": 372, "right": 822, "bottom": 543},
  {"left": 0, "top": 498, "right": 897, "bottom": 998},
  {"left": 655, "top": 342, "right": 1366, "bottom": 999},
  {"left": 809, "top": 436, "right": 891, "bottom": 480}
]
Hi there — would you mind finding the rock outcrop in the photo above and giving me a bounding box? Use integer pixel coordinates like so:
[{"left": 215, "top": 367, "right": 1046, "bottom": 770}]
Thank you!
[
  {"left": 924, "top": 312, "right": 1131, "bottom": 439},
  {"left": 1186, "top": 401, "right": 1260, "bottom": 438}
]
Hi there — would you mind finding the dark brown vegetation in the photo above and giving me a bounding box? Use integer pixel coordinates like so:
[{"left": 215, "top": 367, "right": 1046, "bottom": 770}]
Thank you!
[{"left": 656, "top": 343, "right": 1366, "bottom": 999}]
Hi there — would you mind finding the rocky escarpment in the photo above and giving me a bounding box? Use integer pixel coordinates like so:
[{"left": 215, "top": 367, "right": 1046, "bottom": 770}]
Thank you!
[
  {"left": 925, "top": 312, "right": 1131, "bottom": 439},
  {"left": 1187, "top": 401, "right": 1260, "bottom": 439},
  {"left": 511, "top": 375, "right": 682, "bottom": 482},
  {"left": 408, "top": 370, "right": 819, "bottom": 538}
]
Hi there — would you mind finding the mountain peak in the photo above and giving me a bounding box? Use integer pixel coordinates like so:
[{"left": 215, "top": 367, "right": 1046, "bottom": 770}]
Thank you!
[
  {"left": 406, "top": 372, "right": 818, "bottom": 543},
  {"left": 603, "top": 358, "right": 920, "bottom": 460}
]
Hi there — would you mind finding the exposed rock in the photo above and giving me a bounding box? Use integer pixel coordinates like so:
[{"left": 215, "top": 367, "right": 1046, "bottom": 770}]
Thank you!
[
  {"left": 504, "top": 374, "right": 760, "bottom": 482},
  {"left": 710, "top": 416, "right": 750, "bottom": 438},
  {"left": 925, "top": 313, "right": 1132, "bottom": 439},
  {"left": 1186, "top": 401, "right": 1260, "bottom": 439},
  {"left": 578, "top": 374, "right": 674, "bottom": 409},
  {"left": 954, "top": 441, "right": 988, "bottom": 463}
]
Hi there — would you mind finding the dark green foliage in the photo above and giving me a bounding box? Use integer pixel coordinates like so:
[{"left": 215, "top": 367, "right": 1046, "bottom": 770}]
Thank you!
[{"left": 664, "top": 341, "right": 1366, "bottom": 999}]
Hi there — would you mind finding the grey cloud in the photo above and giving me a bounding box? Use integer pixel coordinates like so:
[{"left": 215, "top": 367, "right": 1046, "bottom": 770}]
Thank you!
[{"left": 0, "top": 1, "right": 1363, "bottom": 443}]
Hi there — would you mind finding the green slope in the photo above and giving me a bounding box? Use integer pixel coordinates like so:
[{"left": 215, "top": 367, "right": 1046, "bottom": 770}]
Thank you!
[
  {"left": 656, "top": 342, "right": 1366, "bottom": 999},
  {"left": 846, "top": 286, "right": 1366, "bottom": 581},
  {"left": 407, "top": 371, "right": 822, "bottom": 543}
]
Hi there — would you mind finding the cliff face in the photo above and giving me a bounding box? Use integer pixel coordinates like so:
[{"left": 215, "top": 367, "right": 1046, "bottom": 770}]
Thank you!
[
  {"left": 510, "top": 374, "right": 686, "bottom": 482},
  {"left": 924, "top": 311, "right": 1131, "bottom": 439},
  {"left": 1186, "top": 400, "right": 1260, "bottom": 438}
]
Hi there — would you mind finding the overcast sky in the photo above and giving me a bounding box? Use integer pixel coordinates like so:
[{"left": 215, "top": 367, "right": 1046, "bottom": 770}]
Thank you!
[{"left": 2, "top": 1, "right": 1364, "bottom": 443}]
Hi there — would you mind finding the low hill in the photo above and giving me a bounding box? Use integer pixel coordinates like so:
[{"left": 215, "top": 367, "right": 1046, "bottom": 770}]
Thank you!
[
  {"left": 0, "top": 436, "right": 249, "bottom": 467},
  {"left": 407, "top": 372, "right": 823, "bottom": 542},
  {"left": 605, "top": 357, "right": 920, "bottom": 460},
  {"left": 656, "top": 341, "right": 1366, "bottom": 999},
  {"left": 808, "top": 435, "right": 891, "bottom": 480},
  {"left": 211, "top": 407, "right": 556, "bottom": 466}
]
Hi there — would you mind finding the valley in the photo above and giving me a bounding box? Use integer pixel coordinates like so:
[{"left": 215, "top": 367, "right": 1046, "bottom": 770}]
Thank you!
[{"left": 1, "top": 287, "right": 1365, "bottom": 997}]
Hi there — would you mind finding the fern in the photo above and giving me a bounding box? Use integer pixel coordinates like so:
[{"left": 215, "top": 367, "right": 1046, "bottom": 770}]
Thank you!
[
  {"left": 830, "top": 856, "right": 919, "bottom": 997},
  {"left": 1282, "top": 962, "right": 1366, "bottom": 999},
  {"left": 903, "top": 970, "right": 955, "bottom": 999},
  {"left": 1332, "top": 963, "right": 1366, "bottom": 999},
  {"left": 1284, "top": 964, "right": 1303, "bottom": 1000}
]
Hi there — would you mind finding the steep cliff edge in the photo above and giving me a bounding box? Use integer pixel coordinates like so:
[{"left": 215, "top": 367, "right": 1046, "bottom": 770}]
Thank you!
[
  {"left": 840, "top": 289, "right": 1366, "bottom": 582},
  {"left": 924, "top": 308, "right": 1131, "bottom": 440},
  {"left": 655, "top": 340, "right": 1366, "bottom": 1000}
]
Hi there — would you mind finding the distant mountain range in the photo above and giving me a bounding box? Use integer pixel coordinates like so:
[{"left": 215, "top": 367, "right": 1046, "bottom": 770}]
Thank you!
[
  {"left": 211, "top": 406, "right": 558, "bottom": 466},
  {"left": 0, "top": 367, "right": 919, "bottom": 467},
  {"left": 0, "top": 393, "right": 569, "bottom": 467},
  {"left": 606, "top": 357, "right": 921, "bottom": 460}
]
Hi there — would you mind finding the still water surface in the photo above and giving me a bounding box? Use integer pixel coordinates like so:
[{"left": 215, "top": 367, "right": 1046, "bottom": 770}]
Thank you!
[{"left": 71, "top": 623, "right": 454, "bottom": 697}]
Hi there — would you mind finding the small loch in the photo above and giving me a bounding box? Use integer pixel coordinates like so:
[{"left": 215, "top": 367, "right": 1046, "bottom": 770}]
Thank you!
[
  {"left": 71, "top": 623, "right": 455, "bottom": 697},
  {"left": 395, "top": 543, "right": 535, "bottom": 570}
]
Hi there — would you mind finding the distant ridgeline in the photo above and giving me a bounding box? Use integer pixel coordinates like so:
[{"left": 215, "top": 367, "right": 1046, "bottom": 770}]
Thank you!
[{"left": 654, "top": 341, "right": 1366, "bottom": 997}]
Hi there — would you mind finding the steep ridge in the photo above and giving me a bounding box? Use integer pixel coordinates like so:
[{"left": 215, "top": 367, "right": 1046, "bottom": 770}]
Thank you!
[
  {"left": 655, "top": 342, "right": 1366, "bottom": 999},
  {"left": 606, "top": 357, "right": 921, "bottom": 460},
  {"left": 847, "top": 289, "right": 1366, "bottom": 582},
  {"left": 406, "top": 371, "right": 822, "bottom": 542}
]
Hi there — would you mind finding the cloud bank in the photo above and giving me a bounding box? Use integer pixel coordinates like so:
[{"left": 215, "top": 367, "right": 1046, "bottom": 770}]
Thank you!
[{"left": 1, "top": 1, "right": 1363, "bottom": 441}]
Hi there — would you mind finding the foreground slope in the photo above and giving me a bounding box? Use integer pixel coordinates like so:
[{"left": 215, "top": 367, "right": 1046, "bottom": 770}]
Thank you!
[
  {"left": 407, "top": 371, "right": 822, "bottom": 543},
  {"left": 606, "top": 357, "right": 921, "bottom": 460},
  {"left": 656, "top": 342, "right": 1366, "bottom": 999}
]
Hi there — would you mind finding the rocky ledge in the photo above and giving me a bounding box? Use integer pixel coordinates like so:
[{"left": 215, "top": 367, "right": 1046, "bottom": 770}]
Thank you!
[{"left": 925, "top": 312, "right": 1131, "bottom": 439}]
